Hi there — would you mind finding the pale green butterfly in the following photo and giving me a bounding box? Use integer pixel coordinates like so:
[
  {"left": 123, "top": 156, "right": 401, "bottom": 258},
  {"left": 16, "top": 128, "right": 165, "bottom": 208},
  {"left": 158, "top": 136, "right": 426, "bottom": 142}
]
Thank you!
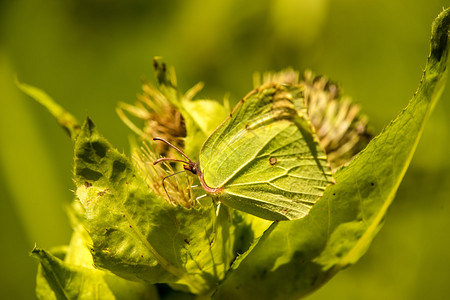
[{"left": 154, "top": 83, "right": 334, "bottom": 221}]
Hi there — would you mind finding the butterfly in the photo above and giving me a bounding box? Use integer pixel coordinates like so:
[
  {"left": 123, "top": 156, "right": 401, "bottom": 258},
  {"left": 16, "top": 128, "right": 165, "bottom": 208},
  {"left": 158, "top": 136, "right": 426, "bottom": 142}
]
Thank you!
[{"left": 154, "top": 83, "right": 334, "bottom": 221}]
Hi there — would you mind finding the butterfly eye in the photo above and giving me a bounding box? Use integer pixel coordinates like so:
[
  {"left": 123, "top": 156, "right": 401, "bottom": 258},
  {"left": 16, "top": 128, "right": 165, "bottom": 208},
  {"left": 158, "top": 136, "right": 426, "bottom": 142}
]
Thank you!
[{"left": 183, "top": 162, "right": 198, "bottom": 175}]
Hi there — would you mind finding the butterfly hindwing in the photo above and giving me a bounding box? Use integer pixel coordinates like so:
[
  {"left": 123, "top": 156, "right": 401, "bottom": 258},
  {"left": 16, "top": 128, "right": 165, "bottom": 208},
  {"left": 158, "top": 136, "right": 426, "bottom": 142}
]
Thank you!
[{"left": 199, "top": 84, "right": 333, "bottom": 220}]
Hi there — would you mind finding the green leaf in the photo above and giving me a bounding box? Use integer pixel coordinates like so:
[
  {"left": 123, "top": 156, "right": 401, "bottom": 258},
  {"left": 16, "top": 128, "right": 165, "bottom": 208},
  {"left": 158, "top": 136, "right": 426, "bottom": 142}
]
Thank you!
[
  {"left": 213, "top": 7, "right": 450, "bottom": 299},
  {"left": 73, "top": 117, "right": 245, "bottom": 295},
  {"left": 15, "top": 78, "right": 80, "bottom": 140},
  {"left": 32, "top": 227, "right": 158, "bottom": 300}
]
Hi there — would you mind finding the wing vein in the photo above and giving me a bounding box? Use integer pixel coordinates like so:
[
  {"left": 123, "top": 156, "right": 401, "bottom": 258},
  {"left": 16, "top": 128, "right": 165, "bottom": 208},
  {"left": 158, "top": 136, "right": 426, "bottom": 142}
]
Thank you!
[
  {"left": 215, "top": 120, "right": 290, "bottom": 186},
  {"left": 226, "top": 190, "right": 316, "bottom": 208}
]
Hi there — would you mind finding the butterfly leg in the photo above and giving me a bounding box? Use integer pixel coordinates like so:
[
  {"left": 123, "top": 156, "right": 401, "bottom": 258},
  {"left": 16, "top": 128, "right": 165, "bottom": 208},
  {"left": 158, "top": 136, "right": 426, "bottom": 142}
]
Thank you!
[
  {"left": 161, "top": 170, "right": 186, "bottom": 204},
  {"left": 211, "top": 201, "right": 221, "bottom": 241},
  {"left": 207, "top": 200, "right": 222, "bottom": 247},
  {"left": 195, "top": 193, "right": 207, "bottom": 206},
  {"left": 215, "top": 201, "right": 222, "bottom": 218}
]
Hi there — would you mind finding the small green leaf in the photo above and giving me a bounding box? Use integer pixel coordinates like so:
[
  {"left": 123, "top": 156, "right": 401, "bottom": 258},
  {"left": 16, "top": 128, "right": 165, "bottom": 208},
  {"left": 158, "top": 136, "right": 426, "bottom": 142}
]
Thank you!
[
  {"left": 32, "top": 226, "right": 157, "bottom": 300},
  {"left": 213, "top": 7, "right": 450, "bottom": 299},
  {"left": 15, "top": 78, "right": 80, "bottom": 140}
]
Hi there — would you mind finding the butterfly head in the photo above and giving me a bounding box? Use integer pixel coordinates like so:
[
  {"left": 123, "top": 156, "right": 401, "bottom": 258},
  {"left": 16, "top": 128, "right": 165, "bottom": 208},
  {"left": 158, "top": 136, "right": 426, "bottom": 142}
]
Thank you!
[{"left": 183, "top": 161, "right": 199, "bottom": 175}]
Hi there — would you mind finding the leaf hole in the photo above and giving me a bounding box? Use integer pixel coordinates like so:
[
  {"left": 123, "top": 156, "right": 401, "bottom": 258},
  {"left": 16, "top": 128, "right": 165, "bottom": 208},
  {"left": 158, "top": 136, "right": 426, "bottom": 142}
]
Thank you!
[
  {"left": 91, "top": 141, "right": 107, "bottom": 158},
  {"left": 77, "top": 168, "right": 102, "bottom": 181}
]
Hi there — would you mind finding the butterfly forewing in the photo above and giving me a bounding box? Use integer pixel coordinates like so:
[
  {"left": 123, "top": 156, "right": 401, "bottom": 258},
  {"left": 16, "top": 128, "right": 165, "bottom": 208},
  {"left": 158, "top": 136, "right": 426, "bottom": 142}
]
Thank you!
[{"left": 199, "top": 84, "right": 333, "bottom": 220}]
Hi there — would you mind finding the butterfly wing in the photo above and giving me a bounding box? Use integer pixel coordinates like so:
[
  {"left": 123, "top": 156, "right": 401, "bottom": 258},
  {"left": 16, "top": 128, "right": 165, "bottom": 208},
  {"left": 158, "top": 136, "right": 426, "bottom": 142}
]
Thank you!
[{"left": 199, "top": 84, "right": 334, "bottom": 220}]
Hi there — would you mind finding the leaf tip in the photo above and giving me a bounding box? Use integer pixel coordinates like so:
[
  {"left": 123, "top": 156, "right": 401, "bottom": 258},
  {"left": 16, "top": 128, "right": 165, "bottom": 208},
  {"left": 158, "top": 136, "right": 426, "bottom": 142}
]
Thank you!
[{"left": 430, "top": 7, "right": 450, "bottom": 63}]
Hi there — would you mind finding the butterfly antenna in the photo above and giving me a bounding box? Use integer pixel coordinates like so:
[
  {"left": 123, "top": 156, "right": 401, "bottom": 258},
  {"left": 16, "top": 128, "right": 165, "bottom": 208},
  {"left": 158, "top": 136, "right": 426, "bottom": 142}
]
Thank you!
[
  {"left": 153, "top": 157, "right": 190, "bottom": 165},
  {"left": 153, "top": 137, "right": 193, "bottom": 163}
]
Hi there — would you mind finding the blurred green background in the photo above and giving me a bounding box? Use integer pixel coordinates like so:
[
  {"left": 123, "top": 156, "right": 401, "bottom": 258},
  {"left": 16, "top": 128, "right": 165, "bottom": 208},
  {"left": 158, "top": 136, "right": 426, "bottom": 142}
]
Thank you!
[{"left": 1, "top": 0, "right": 449, "bottom": 299}]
